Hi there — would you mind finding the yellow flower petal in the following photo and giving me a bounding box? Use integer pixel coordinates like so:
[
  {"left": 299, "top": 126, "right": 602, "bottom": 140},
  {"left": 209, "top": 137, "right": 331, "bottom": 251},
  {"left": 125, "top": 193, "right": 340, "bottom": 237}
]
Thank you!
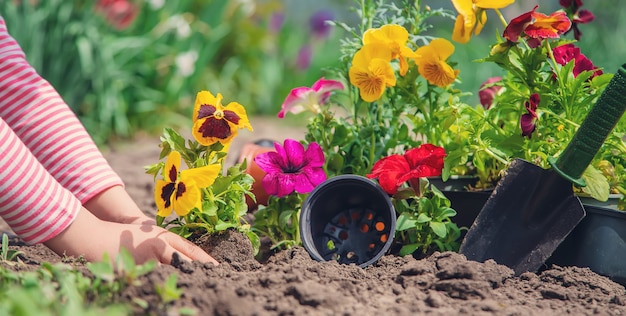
[
  {"left": 474, "top": 10, "right": 488, "bottom": 36},
  {"left": 429, "top": 38, "right": 456, "bottom": 60},
  {"left": 193, "top": 91, "right": 221, "bottom": 124},
  {"left": 349, "top": 58, "right": 396, "bottom": 102},
  {"left": 155, "top": 179, "right": 174, "bottom": 217},
  {"left": 415, "top": 38, "right": 459, "bottom": 87},
  {"left": 352, "top": 43, "right": 393, "bottom": 68},
  {"left": 451, "top": 0, "right": 474, "bottom": 18},
  {"left": 180, "top": 164, "right": 222, "bottom": 189},
  {"left": 474, "top": 0, "right": 515, "bottom": 9},
  {"left": 172, "top": 181, "right": 202, "bottom": 216},
  {"left": 223, "top": 101, "right": 253, "bottom": 132},
  {"left": 163, "top": 151, "right": 182, "bottom": 182},
  {"left": 452, "top": 14, "right": 472, "bottom": 43},
  {"left": 363, "top": 24, "right": 409, "bottom": 45}
]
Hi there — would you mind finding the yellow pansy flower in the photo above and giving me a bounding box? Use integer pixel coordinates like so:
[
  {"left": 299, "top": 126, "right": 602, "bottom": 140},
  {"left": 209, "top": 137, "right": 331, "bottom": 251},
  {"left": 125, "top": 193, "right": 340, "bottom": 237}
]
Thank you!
[
  {"left": 154, "top": 151, "right": 221, "bottom": 217},
  {"left": 192, "top": 91, "right": 253, "bottom": 147},
  {"left": 363, "top": 24, "right": 419, "bottom": 76},
  {"left": 414, "top": 38, "right": 460, "bottom": 87},
  {"left": 451, "top": 0, "right": 515, "bottom": 43},
  {"left": 349, "top": 43, "right": 396, "bottom": 102}
]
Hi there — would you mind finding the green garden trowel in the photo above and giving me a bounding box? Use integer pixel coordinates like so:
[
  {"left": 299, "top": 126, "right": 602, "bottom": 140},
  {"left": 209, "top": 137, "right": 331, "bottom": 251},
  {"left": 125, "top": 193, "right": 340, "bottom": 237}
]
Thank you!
[{"left": 459, "top": 64, "right": 626, "bottom": 275}]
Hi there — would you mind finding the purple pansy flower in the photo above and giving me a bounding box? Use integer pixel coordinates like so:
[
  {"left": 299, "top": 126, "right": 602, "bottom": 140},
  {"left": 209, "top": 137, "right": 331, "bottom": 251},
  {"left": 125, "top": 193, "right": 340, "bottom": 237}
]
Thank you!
[
  {"left": 520, "top": 93, "right": 540, "bottom": 138},
  {"left": 254, "top": 139, "right": 327, "bottom": 197},
  {"left": 277, "top": 77, "right": 344, "bottom": 118}
]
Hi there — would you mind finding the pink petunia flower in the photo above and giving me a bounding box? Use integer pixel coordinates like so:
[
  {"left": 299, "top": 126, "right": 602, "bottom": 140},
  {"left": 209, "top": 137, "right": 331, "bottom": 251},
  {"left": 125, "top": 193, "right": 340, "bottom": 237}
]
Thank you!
[
  {"left": 277, "top": 78, "right": 344, "bottom": 118},
  {"left": 254, "top": 139, "right": 327, "bottom": 197},
  {"left": 366, "top": 144, "right": 446, "bottom": 195},
  {"left": 520, "top": 93, "right": 540, "bottom": 139}
]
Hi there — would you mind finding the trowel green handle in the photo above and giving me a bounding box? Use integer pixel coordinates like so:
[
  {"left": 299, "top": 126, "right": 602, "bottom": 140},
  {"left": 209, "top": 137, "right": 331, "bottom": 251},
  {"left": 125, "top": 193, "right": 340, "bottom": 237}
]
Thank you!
[{"left": 548, "top": 64, "right": 626, "bottom": 187}]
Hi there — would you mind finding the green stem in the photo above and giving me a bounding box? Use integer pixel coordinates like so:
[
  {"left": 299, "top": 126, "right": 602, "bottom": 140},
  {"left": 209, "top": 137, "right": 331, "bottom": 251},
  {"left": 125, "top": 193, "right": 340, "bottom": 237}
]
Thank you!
[
  {"left": 541, "top": 109, "right": 580, "bottom": 128},
  {"left": 483, "top": 146, "right": 510, "bottom": 165},
  {"left": 494, "top": 9, "right": 508, "bottom": 28}
]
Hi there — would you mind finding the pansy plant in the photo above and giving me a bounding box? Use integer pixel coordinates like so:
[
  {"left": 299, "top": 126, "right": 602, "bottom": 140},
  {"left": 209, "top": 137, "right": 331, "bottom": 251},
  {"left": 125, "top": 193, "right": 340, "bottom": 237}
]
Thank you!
[{"left": 146, "top": 90, "right": 260, "bottom": 253}]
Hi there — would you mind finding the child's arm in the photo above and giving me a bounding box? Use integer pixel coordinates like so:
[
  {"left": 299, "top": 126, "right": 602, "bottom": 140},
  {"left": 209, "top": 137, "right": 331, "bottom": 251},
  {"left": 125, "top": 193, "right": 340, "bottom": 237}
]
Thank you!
[
  {"left": 0, "top": 16, "right": 146, "bottom": 223},
  {"left": 0, "top": 117, "right": 216, "bottom": 264}
]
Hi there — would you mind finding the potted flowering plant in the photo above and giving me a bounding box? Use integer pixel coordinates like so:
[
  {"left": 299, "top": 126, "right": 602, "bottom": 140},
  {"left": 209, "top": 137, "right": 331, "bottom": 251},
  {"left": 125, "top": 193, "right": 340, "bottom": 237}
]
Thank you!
[
  {"left": 273, "top": 1, "right": 473, "bottom": 259},
  {"left": 444, "top": 2, "right": 626, "bottom": 208},
  {"left": 272, "top": 0, "right": 626, "bottom": 265}
]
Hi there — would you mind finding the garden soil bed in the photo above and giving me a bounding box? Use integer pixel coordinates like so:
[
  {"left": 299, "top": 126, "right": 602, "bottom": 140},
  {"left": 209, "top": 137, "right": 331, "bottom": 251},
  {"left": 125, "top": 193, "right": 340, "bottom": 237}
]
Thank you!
[{"left": 3, "top": 116, "right": 626, "bottom": 315}]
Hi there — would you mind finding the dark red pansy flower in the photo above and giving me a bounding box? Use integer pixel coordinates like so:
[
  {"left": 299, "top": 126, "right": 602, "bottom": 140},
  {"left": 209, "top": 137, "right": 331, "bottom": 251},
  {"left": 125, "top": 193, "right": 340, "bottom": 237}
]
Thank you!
[{"left": 520, "top": 93, "right": 540, "bottom": 139}]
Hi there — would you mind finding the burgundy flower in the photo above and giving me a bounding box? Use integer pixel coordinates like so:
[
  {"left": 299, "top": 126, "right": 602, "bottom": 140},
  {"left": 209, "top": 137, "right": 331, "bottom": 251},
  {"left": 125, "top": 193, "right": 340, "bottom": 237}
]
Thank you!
[
  {"left": 552, "top": 44, "right": 602, "bottom": 78},
  {"left": 560, "top": 0, "right": 594, "bottom": 40},
  {"left": 478, "top": 77, "right": 503, "bottom": 109},
  {"left": 366, "top": 144, "right": 446, "bottom": 195},
  {"left": 520, "top": 94, "right": 540, "bottom": 139}
]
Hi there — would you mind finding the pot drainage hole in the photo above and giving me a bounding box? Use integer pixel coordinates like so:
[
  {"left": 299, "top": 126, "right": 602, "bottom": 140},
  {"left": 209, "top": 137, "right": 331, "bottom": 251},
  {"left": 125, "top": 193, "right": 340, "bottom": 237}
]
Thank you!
[{"left": 321, "top": 207, "right": 389, "bottom": 265}]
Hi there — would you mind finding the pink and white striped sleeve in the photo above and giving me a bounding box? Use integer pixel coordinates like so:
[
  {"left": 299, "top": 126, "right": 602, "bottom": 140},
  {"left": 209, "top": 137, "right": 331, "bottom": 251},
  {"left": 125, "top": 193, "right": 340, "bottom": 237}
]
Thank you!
[
  {"left": 0, "top": 117, "right": 81, "bottom": 244},
  {"left": 0, "top": 17, "right": 123, "bottom": 205}
]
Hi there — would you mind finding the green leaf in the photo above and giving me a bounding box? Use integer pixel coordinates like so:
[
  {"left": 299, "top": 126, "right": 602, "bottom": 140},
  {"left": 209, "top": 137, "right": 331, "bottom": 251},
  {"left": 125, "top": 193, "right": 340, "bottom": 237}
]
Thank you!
[
  {"left": 581, "top": 165, "right": 610, "bottom": 202},
  {"left": 416, "top": 213, "right": 431, "bottom": 223},
  {"left": 156, "top": 274, "right": 183, "bottom": 304},
  {"left": 86, "top": 254, "right": 115, "bottom": 282},
  {"left": 215, "top": 221, "right": 237, "bottom": 231},
  {"left": 395, "top": 213, "right": 417, "bottom": 231},
  {"left": 438, "top": 207, "right": 457, "bottom": 219},
  {"left": 429, "top": 221, "right": 448, "bottom": 238},
  {"left": 399, "top": 243, "right": 420, "bottom": 256}
]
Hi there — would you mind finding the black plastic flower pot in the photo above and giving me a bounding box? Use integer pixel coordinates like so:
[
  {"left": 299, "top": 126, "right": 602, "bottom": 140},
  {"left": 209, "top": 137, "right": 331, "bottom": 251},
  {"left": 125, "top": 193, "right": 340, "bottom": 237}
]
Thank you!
[
  {"left": 546, "top": 204, "right": 626, "bottom": 285},
  {"left": 428, "top": 176, "right": 492, "bottom": 230},
  {"left": 300, "top": 175, "right": 396, "bottom": 268}
]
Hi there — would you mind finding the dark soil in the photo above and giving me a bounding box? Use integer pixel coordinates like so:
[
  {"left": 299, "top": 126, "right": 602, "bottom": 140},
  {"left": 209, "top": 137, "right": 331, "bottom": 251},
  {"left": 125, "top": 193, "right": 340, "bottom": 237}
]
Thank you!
[{"left": 2, "top": 117, "right": 626, "bottom": 315}]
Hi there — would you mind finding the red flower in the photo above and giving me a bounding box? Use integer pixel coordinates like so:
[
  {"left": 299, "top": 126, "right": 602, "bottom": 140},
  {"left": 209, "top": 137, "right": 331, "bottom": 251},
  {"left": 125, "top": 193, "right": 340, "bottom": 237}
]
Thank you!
[
  {"left": 503, "top": 6, "right": 571, "bottom": 48},
  {"left": 367, "top": 144, "right": 446, "bottom": 195},
  {"left": 552, "top": 43, "right": 602, "bottom": 79},
  {"left": 520, "top": 93, "right": 540, "bottom": 139}
]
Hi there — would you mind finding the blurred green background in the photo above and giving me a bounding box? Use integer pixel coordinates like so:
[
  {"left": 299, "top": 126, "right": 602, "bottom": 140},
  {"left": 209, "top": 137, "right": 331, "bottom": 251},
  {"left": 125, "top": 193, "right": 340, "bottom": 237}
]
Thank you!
[{"left": 1, "top": 0, "right": 620, "bottom": 144}]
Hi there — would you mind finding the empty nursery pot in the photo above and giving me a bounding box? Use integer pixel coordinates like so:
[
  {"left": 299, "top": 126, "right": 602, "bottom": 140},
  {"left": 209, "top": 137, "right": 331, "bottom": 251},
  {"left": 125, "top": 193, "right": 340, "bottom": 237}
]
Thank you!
[
  {"left": 300, "top": 175, "right": 396, "bottom": 268},
  {"left": 546, "top": 204, "right": 626, "bottom": 285}
]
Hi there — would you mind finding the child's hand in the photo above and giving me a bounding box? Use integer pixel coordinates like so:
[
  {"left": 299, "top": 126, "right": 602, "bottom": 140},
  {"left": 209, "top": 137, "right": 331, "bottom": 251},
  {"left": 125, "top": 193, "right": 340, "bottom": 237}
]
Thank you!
[{"left": 44, "top": 208, "right": 218, "bottom": 265}]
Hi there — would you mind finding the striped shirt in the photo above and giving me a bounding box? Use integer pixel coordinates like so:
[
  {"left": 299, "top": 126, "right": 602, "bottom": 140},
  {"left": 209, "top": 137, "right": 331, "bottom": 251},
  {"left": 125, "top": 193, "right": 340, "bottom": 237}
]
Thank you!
[{"left": 0, "top": 17, "right": 123, "bottom": 244}]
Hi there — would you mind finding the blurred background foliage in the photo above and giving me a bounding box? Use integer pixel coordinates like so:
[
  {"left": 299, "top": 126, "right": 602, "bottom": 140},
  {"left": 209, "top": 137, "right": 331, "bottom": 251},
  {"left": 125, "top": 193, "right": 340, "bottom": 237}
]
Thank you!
[{"left": 0, "top": 0, "right": 620, "bottom": 144}]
